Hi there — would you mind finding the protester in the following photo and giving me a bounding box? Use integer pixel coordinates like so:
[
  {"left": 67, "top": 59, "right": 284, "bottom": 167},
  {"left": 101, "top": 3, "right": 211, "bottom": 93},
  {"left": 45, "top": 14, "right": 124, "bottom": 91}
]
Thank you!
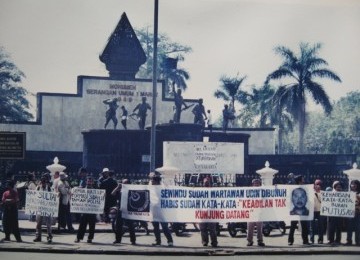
[
  {"left": 327, "top": 181, "right": 343, "bottom": 245},
  {"left": 310, "top": 179, "right": 325, "bottom": 244},
  {"left": 57, "top": 172, "right": 74, "bottom": 232},
  {"left": 52, "top": 171, "right": 60, "bottom": 192},
  {"left": 75, "top": 176, "right": 98, "bottom": 243},
  {"left": 149, "top": 171, "right": 174, "bottom": 247},
  {"left": 111, "top": 179, "right": 136, "bottom": 245},
  {"left": 78, "top": 167, "right": 88, "bottom": 188},
  {"left": 199, "top": 177, "right": 218, "bottom": 247},
  {"left": 33, "top": 174, "right": 54, "bottom": 243},
  {"left": 247, "top": 178, "right": 265, "bottom": 247},
  {"left": 346, "top": 179, "right": 360, "bottom": 246},
  {"left": 100, "top": 169, "right": 118, "bottom": 223},
  {"left": 1, "top": 180, "right": 22, "bottom": 242},
  {"left": 288, "top": 175, "right": 310, "bottom": 245}
]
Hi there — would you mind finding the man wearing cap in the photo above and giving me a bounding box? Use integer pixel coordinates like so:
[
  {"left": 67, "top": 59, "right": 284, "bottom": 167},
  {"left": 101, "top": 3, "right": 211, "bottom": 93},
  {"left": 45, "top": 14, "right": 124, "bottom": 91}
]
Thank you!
[{"left": 149, "top": 171, "right": 174, "bottom": 247}]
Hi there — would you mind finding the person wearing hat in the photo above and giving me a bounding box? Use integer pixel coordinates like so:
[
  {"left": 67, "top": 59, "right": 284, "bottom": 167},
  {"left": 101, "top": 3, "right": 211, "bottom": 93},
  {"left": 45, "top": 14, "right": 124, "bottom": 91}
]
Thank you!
[
  {"left": 149, "top": 171, "right": 174, "bottom": 247},
  {"left": 1, "top": 180, "right": 22, "bottom": 242},
  {"left": 199, "top": 177, "right": 218, "bottom": 247},
  {"left": 247, "top": 178, "right": 265, "bottom": 247},
  {"left": 57, "top": 172, "right": 74, "bottom": 232},
  {"left": 327, "top": 180, "right": 343, "bottom": 245},
  {"left": 310, "top": 179, "right": 325, "bottom": 244},
  {"left": 33, "top": 174, "right": 54, "bottom": 243},
  {"left": 75, "top": 175, "right": 98, "bottom": 243}
]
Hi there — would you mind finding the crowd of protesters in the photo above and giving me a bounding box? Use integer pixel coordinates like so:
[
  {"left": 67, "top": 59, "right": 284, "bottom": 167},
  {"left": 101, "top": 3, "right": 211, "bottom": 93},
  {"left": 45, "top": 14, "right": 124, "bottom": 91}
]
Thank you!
[{"left": 1, "top": 168, "right": 359, "bottom": 248}]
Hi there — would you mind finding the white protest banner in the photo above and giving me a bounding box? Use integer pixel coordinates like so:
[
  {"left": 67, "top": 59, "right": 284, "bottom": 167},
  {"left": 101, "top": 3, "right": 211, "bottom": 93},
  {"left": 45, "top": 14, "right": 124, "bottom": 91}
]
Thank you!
[
  {"left": 70, "top": 188, "right": 106, "bottom": 214},
  {"left": 121, "top": 184, "right": 314, "bottom": 223},
  {"left": 25, "top": 190, "right": 59, "bottom": 217},
  {"left": 163, "top": 142, "right": 244, "bottom": 174},
  {"left": 320, "top": 191, "right": 355, "bottom": 218}
]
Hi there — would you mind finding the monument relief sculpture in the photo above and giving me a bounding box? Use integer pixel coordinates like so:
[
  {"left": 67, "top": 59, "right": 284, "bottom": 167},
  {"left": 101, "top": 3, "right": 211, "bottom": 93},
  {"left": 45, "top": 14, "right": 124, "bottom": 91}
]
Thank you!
[{"left": 103, "top": 98, "right": 119, "bottom": 129}]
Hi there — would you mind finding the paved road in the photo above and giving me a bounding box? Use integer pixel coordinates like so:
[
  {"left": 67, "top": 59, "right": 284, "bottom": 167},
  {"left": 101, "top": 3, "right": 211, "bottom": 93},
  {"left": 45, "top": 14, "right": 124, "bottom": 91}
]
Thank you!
[{"left": 0, "top": 220, "right": 359, "bottom": 255}]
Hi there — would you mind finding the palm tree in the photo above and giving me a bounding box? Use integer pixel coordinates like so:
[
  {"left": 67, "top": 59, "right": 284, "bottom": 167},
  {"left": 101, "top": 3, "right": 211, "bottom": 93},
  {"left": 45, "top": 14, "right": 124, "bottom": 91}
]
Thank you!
[
  {"left": 160, "top": 56, "right": 190, "bottom": 96},
  {"left": 214, "top": 74, "right": 247, "bottom": 113},
  {"left": 266, "top": 42, "right": 341, "bottom": 153},
  {"left": 237, "top": 84, "right": 275, "bottom": 127}
]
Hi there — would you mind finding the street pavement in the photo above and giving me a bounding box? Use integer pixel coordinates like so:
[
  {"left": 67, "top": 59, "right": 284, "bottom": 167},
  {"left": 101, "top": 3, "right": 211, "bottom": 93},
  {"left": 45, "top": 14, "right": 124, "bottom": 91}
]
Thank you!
[{"left": 0, "top": 220, "right": 359, "bottom": 256}]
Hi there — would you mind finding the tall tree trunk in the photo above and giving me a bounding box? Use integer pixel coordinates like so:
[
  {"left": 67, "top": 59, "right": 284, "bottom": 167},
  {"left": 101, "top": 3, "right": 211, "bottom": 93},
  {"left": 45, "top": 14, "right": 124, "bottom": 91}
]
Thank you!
[{"left": 298, "top": 102, "right": 306, "bottom": 153}]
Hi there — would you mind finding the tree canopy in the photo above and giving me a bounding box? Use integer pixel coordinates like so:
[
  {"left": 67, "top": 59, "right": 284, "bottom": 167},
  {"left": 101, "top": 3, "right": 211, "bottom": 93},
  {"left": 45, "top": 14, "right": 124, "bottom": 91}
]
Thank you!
[
  {"left": 0, "top": 46, "right": 33, "bottom": 122},
  {"left": 266, "top": 42, "right": 341, "bottom": 153}
]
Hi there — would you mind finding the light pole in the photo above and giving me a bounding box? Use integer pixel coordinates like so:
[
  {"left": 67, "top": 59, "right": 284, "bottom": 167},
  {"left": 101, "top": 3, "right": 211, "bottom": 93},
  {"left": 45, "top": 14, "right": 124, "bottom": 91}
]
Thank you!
[{"left": 150, "top": 0, "right": 159, "bottom": 172}]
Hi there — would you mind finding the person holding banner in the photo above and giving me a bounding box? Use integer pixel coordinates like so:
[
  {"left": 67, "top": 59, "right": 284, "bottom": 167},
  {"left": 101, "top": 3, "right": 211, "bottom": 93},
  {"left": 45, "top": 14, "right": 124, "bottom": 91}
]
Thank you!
[
  {"left": 1, "top": 180, "right": 22, "bottom": 242},
  {"left": 33, "top": 175, "right": 54, "bottom": 243},
  {"left": 247, "top": 179, "right": 265, "bottom": 247},
  {"left": 111, "top": 179, "right": 137, "bottom": 245},
  {"left": 149, "top": 171, "right": 174, "bottom": 247},
  {"left": 310, "top": 179, "right": 325, "bottom": 244},
  {"left": 74, "top": 176, "right": 98, "bottom": 243},
  {"left": 199, "top": 177, "right": 218, "bottom": 247},
  {"left": 346, "top": 180, "right": 360, "bottom": 246},
  {"left": 327, "top": 181, "right": 343, "bottom": 245},
  {"left": 288, "top": 175, "right": 310, "bottom": 246},
  {"left": 57, "top": 172, "right": 74, "bottom": 232}
]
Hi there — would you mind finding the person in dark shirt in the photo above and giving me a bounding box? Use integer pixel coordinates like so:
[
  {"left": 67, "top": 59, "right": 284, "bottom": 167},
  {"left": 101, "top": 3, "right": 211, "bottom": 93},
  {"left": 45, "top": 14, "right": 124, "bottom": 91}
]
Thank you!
[
  {"left": 1, "top": 180, "right": 22, "bottom": 242},
  {"left": 100, "top": 170, "right": 118, "bottom": 223}
]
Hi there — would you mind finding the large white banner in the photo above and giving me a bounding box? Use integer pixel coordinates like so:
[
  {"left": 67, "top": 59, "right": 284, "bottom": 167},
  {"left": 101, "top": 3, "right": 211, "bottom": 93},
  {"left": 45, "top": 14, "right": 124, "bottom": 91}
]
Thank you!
[
  {"left": 320, "top": 191, "right": 356, "bottom": 218},
  {"left": 25, "top": 190, "right": 59, "bottom": 217},
  {"left": 163, "top": 142, "right": 244, "bottom": 174},
  {"left": 121, "top": 184, "right": 314, "bottom": 223},
  {"left": 70, "top": 188, "right": 106, "bottom": 214}
]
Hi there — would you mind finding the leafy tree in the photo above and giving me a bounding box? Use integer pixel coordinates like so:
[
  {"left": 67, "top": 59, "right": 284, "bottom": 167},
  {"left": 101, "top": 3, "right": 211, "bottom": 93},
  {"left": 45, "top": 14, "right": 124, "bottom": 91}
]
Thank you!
[
  {"left": 135, "top": 27, "right": 192, "bottom": 95},
  {"left": 266, "top": 42, "right": 341, "bottom": 153},
  {"left": 0, "top": 46, "right": 33, "bottom": 122}
]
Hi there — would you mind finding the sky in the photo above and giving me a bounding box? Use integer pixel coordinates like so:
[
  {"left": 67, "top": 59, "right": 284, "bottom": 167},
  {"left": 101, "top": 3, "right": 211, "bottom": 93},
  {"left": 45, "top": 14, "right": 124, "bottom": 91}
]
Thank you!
[{"left": 0, "top": 0, "right": 359, "bottom": 121}]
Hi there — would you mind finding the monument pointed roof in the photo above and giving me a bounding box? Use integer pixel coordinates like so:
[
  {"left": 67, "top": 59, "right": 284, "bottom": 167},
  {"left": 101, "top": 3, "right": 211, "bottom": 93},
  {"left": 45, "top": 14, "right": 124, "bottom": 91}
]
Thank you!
[{"left": 100, "top": 12, "right": 146, "bottom": 80}]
